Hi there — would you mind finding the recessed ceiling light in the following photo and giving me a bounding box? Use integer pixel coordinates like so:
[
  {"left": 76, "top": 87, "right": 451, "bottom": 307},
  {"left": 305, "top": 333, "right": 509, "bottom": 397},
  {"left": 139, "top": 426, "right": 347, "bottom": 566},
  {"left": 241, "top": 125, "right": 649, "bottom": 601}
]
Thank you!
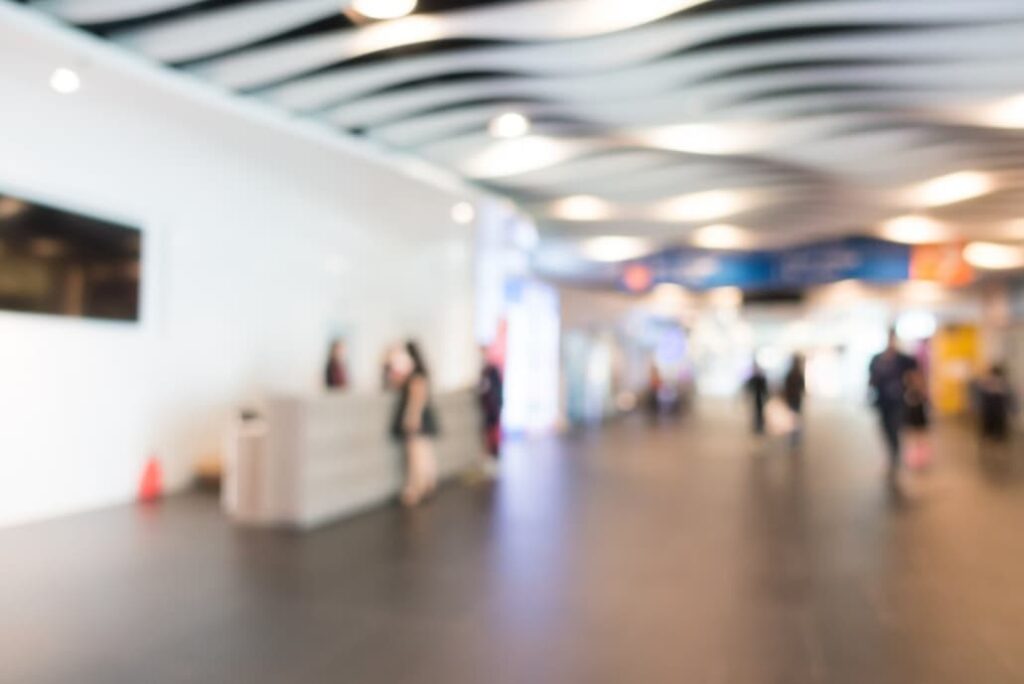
[
  {"left": 980, "top": 94, "right": 1024, "bottom": 128},
  {"left": 461, "top": 136, "right": 574, "bottom": 179},
  {"left": 489, "top": 112, "right": 530, "bottom": 139},
  {"left": 656, "top": 190, "right": 749, "bottom": 222},
  {"left": 451, "top": 202, "right": 475, "bottom": 225},
  {"left": 908, "top": 170, "right": 994, "bottom": 208},
  {"left": 637, "top": 123, "right": 760, "bottom": 155},
  {"left": 49, "top": 67, "right": 81, "bottom": 94},
  {"left": 351, "top": 0, "right": 417, "bottom": 20},
  {"left": 879, "top": 215, "right": 951, "bottom": 244},
  {"left": 581, "top": 236, "right": 652, "bottom": 262},
  {"left": 691, "top": 224, "right": 751, "bottom": 250},
  {"left": 550, "top": 195, "right": 613, "bottom": 222},
  {"left": 963, "top": 241, "right": 1024, "bottom": 270}
]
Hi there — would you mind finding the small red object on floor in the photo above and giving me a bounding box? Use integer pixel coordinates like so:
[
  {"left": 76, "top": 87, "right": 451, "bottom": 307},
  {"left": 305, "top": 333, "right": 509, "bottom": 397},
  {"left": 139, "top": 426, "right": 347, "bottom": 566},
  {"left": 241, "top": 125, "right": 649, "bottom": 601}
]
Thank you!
[{"left": 138, "top": 456, "right": 163, "bottom": 502}]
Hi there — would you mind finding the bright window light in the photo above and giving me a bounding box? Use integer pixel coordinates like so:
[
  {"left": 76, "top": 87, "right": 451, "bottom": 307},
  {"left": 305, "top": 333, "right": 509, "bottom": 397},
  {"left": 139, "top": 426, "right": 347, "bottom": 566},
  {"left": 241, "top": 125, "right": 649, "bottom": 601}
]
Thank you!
[
  {"left": 691, "top": 224, "right": 751, "bottom": 250},
  {"left": 49, "top": 67, "right": 81, "bottom": 94},
  {"left": 351, "top": 0, "right": 418, "bottom": 20},
  {"left": 451, "top": 202, "right": 475, "bottom": 225},
  {"left": 489, "top": 112, "right": 530, "bottom": 139},
  {"left": 908, "top": 170, "right": 994, "bottom": 208},
  {"left": 581, "top": 236, "right": 652, "bottom": 262},
  {"left": 879, "top": 215, "right": 951, "bottom": 244},
  {"left": 656, "top": 190, "right": 748, "bottom": 222},
  {"left": 963, "top": 241, "right": 1024, "bottom": 270},
  {"left": 550, "top": 195, "right": 613, "bottom": 221}
]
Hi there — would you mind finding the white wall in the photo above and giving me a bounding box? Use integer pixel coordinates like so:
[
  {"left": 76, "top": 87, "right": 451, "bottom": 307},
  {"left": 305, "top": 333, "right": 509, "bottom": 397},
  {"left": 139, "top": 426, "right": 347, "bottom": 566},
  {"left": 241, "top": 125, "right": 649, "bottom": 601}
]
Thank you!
[{"left": 0, "top": 9, "right": 478, "bottom": 527}]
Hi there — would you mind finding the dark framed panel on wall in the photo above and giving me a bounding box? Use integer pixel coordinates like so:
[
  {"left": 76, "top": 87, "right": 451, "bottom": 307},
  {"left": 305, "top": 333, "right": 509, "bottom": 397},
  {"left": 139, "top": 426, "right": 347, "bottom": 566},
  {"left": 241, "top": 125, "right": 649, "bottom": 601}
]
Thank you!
[{"left": 0, "top": 190, "right": 142, "bottom": 323}]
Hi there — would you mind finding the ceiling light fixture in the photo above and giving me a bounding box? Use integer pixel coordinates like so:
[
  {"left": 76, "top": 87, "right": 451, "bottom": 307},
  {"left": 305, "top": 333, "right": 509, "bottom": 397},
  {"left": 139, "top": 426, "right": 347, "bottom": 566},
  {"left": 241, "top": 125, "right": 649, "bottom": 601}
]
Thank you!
[
  {"left": 691, "top": 224, "right": 751, "bottom": 250},
  {"left": 878, "top": 215, "right": 951, "bottom": 244},
  {"left": 351, "top": 0, "right": 418, "bottom": 20},
  {"left": 451, "top": 202, "right": 475, "bottom": 225},
  {"left": 489, "top": 112, "right": 530, "bottom": 139},
  {"left": 461, "top": 136, "right": 574, "bottom": 179},
  {"left": 49, "top": 67, "right": 81, "bottom": 94},
  {"left": 581, "top": 236, "right": 652, "bottom": 262},
  {"left": 550, "top": 195, "right": 613, "bottom": 222},
  {"left": 963, "top": 241, "right": 1024, "bottom": 270},
  {"left": 657, "top": 190, "right": 748, "bottom": 222},
  {"left": 908, "top": 170, "right": 994, "bottom": 208},
  {"left": 980, "top": 94, "right": 1024, "bottom": 129},
  {"left": 638, "top": 123, "right": 759, "bottom": 155}
]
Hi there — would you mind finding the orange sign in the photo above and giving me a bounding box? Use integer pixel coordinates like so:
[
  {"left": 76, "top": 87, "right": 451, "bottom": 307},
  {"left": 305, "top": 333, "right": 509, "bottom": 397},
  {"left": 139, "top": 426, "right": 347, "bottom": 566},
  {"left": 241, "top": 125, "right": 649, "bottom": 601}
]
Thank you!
[{"left": 910, "top": 243, "right": 973, "bottom": 286}]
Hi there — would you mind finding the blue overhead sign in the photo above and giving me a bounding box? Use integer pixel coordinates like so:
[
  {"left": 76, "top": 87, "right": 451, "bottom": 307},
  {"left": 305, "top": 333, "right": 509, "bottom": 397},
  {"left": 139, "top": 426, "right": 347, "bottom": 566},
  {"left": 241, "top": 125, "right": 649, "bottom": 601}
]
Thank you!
[{"left": 618, "top": 237, "right": 913, "bottom": 292}]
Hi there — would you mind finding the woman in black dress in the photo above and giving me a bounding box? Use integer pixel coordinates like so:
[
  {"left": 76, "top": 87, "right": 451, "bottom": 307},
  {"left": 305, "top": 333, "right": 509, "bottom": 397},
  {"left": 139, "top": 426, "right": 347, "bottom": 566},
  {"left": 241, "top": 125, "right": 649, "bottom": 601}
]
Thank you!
[{"left": 390, "top": 340, "right": 440, "bottom": 506}]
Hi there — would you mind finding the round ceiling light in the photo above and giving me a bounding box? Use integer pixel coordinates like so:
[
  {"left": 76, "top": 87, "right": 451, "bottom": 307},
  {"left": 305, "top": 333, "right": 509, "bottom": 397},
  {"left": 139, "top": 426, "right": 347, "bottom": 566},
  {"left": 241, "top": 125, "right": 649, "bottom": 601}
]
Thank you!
[
  {"left": 963, "top": 242, "right": 1024, "bottom": 270},
  {"left": 691, "top": 224, "right": 751, "bottom": 250},
  {"left": 878, "top": 215, "right": 951, "bottom": 244},
  {"left": 581, "top": 236, "right": 652, "bottom": 262},
  {"left": 908, "top": 170, "right": 994, "bottom": 208},
  {"left": 489, "top": 112, "right": 530, "bottom": 139},
  {"left": 351, "top": 0, "right": 418, "bottom": 20},
  {"left": 551, "top": 195, "right": 613, "bottom": 222},
  {"left": 50, "top": 67, "right": 81, "bottom": 94},
  {"left": 451, "top": 202, "right": 475, "bottom": 225}
]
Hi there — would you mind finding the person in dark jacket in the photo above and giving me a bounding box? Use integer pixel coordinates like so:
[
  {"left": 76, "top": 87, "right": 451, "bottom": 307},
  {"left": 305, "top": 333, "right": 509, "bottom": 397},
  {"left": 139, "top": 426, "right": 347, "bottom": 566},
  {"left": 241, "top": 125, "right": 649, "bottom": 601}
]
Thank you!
[
  {"left": 783, "top": 353, "right": 806, "bottom": 451},
  {"left": 325, "top": 339, "right": 349, "bottom": 390},
  {"left": 745, "top": 361, "right": 769, "bottom": 436},
  {"left": 973, "top": 364, "right": 1017, "bottom": 444},
  {"left": 869, "top": 329, "right": 919, "bottom": 476},
  {"left": 478, "top": 348, "right": 504, "bottom": 471}
]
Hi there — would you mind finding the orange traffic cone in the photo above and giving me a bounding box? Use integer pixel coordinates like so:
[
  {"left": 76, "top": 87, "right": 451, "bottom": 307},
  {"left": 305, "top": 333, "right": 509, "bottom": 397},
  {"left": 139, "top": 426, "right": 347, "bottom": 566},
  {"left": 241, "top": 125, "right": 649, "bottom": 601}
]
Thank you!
[{"left": 138, "top": 455, "right": 163, "bottom": 503}]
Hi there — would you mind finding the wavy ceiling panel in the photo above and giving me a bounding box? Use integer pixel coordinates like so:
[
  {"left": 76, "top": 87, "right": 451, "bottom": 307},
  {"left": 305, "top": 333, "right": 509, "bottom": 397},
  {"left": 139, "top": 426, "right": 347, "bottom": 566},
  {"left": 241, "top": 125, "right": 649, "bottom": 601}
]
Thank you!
[{"left": 16, "top": 0, "right": 1024, "bottom": 249}]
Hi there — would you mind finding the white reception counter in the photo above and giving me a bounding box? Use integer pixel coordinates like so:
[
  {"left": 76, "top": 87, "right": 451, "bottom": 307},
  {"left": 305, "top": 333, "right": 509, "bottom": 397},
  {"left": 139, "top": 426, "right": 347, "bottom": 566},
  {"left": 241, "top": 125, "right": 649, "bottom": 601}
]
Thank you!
[{"left": 223, "top": 389, "right": 479, "bottom": 529}]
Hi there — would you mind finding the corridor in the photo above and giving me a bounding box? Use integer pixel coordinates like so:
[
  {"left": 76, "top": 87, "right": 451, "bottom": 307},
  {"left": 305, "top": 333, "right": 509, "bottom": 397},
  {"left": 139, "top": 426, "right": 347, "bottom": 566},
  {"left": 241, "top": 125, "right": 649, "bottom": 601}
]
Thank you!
[{"left": 3, "top": 403, "right": 1024, "bottom": 684}]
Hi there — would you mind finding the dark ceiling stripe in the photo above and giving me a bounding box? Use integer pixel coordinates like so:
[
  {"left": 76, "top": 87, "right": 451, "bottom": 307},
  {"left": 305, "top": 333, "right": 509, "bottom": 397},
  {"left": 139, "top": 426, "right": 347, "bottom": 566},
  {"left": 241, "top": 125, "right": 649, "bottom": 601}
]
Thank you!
[
  {"left": 691, "top": 57, "right": 942, "bottom": 87},
  {"left": 722, "top": 82, "right": 930, "bottom": 108},
  {"left": 74, "top": 0, "right": 258, "bottom": 33},
  {"left": 287, "top": 70, "right": 527, "bottom": 116},
  {"left": 234, "top": 38, "right": 518, "bottom": 94},
  {"left": 671, "top": 22, "right": 976, "bottom": 57},
  {"left": 168, "top": 13, "right": 355, "bottom": 68}
]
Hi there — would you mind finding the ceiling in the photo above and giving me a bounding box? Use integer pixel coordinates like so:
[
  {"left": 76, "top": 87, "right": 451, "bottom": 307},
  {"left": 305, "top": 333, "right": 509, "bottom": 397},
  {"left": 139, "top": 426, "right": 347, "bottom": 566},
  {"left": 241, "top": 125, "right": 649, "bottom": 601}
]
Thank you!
[{"left": 16, "top": 0, "right": 1024, "bottom": 252}]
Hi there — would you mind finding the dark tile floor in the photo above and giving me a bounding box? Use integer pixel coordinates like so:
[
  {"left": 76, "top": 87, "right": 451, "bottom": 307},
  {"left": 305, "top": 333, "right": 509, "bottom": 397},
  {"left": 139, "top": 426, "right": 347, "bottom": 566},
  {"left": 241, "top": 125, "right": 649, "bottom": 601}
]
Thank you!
[{"left": 2, "top": 402, "right": 1024, "bottom": 683}]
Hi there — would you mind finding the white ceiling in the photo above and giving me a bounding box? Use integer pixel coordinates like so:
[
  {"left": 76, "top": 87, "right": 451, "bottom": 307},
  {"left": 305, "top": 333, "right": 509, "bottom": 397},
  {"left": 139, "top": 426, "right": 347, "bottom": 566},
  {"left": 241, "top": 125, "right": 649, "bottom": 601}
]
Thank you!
[{"left": 18, "top": 0, "right": 1024, "bottom": 250}]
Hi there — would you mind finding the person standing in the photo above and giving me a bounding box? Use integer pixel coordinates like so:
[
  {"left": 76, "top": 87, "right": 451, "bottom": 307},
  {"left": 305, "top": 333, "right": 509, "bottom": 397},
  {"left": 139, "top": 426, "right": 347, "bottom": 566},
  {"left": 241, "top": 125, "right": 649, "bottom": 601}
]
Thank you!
[
  {"left": 325, "top": 339, "right": 349, "bottom": 390},
  {"left": 390, "top": 341, "right": 440, "bottom": 507},
  {"left": 903, "top": 368, "right": 931, "bottom": 468},
  {"left": 973, "top": 364, "right": 1017, "bottom": 446},
  {"left": 745, "top": 361, "right": 769, "bottom": 436},
  {"left": 478, "top": 347, "right": 504, "bottom": 476},
  {"left": 869, "top": 329, "right": 919, "bottom": 476},
  {"left": 783, "top": 354, "right": 806, "bottom": 451}
]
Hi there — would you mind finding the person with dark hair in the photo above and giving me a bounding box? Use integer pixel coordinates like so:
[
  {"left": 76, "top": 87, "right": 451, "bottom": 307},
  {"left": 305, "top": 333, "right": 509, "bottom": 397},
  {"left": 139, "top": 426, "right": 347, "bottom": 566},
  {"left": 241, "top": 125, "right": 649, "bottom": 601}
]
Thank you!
[
  {"left": 869, "top": 328, "right": 919, "bottom": 476},
  {"left": 783, "top": 353, "right": 806, "bottom": 451},
  {"left": 974, "top": 364, "right": 1017, "bottom": 444},
  {"left": 390, "top": 340, "right": 440, "bottom": 506},
  {"left": 745, "top": 361, "right": 769, "bottom": 436},
  {"left": 325, "top": 339, "right": 349, "bottom": 390},
  {"left": 478, "top": 346, "right": 503, "bottom": 476}
]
